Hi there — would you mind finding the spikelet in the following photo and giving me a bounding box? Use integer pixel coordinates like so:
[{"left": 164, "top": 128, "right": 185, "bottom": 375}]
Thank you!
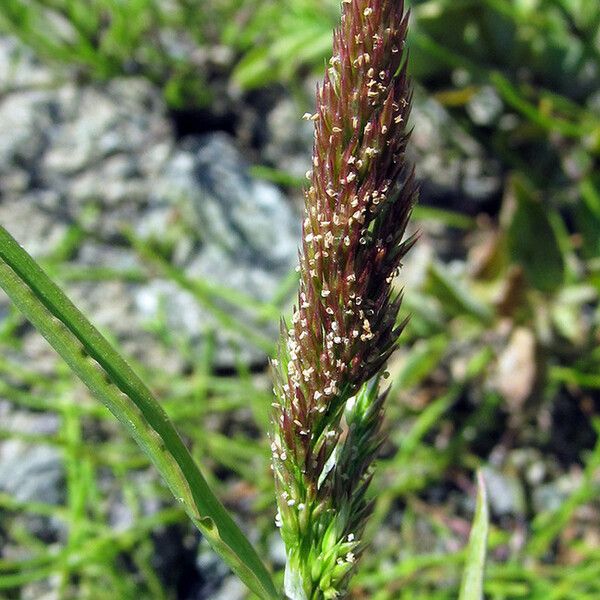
[{"left": 271, "top": 1, "right": 418, "bottom": 597}]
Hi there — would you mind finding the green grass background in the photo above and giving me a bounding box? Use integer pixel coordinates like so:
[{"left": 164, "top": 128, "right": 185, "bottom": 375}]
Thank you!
[{"left": 0, "top": 0, "right": 599, "bottom": 598}]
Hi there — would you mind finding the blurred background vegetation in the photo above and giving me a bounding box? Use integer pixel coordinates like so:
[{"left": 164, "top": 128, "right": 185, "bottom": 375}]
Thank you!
[{"left": 0, "top": 0, "right": 599, "bottom": 598}]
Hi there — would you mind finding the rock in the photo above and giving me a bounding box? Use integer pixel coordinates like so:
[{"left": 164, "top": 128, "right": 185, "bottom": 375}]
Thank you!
[
  {"left": 0, "top": 39, "right": 172, "bottom": 255},
  {"left": 466, "top": 85, "right": 503, "bottom": 126},
  {"left": 0, "top": 34, "right": 300, "bottom": 370},
  {"left": 206, "top": 577, "right": 246, "bottom": 600},
  {"left": 194, "top": 539, "right": 247, "bottom": 600},
  {"left": 264, "top": 97, "right": 314, "bottom": 180},
  {"left": 135, "top": 133, "right": 299, "bottom": 367},
  {"left": 0, "top": 439, "right": 63, "bottom": 505},
  {"left": 20, "top": 579, "right": 60, "bottom": 600},
  {"left": 0, "top": 405, "right": 60, "bottom": 437},
  {"left": 481, "top": 466, "right": 526, "bottom": 516},
  {"left": 490, "top": 327, "right": 537, "bottom": 415},
  {"left": 0, "top": 194, "right": 67, "bottom": 257},
  {"left": 532, "top": 472, "right": 582, "bottom": 514},
  {"left": 106, "top": 470, "right": 162, "bottom": 532},
  {"left": 268, "top": 532, "right": 288, "bottom": 568},
  {"left": 0, "top": 36, "right": 56, "bottom": 90},
  {"left": 43, "top": 79, "right": 169, "bottom": 177},
  {"left": 0, "top": 90, "right": 54, "bottom": 186},
  {"left": 408, "top": 90, "right": 502, "bottom": 211},
  {"left": 0, "top": 386, "right": 62, "bottom": 535},
  {"left": 189, "top": 134, "right": 298, "bottom": 266}
]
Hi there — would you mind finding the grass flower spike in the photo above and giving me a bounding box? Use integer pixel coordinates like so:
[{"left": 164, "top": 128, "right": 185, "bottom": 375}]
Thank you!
[{"left": 271, "top": 0, "right": 418, "bottom": 598}]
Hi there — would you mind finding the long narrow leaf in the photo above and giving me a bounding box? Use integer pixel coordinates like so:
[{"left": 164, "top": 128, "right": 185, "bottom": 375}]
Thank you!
[
  {"left": 459, "top": 471, "right": 489, "bottom": 600},
  {"left": 0, "top": 226, "right": 278, "bottom": 600}
]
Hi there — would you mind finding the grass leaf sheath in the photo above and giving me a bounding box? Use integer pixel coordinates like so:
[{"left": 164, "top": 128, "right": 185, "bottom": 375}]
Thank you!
[
  {"left": 0, "top": 226, "right": 278, "bottom": 600},
  {"left": 271, "top": 1, "right": 418, "bottom": 598},
  {"left": 459, "top": 472, "right": 489, "bottom": 600}
]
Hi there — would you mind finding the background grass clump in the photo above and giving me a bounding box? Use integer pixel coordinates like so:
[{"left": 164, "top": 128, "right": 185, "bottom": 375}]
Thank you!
[{"left": 0, "top": 0, "right": 600, "bottom": 598}]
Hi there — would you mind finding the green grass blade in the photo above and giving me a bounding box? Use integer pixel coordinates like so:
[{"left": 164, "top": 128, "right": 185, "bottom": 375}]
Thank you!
[
  {"left": 0, "top": 226, "right": 278, "bottom": 600},
  {"left": 459, "top": 471, "right": 489, "bottom": 600}
]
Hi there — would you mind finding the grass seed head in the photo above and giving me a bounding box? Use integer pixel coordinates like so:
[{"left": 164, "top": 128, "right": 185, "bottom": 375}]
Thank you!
[{"left": 272, "top": 0, "right": 418, "bottom": 597}]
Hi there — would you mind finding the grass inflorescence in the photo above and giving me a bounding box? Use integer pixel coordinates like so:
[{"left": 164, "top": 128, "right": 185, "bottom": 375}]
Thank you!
[{"left": 271, "top": 1, "right": 418, "bottom": 597}]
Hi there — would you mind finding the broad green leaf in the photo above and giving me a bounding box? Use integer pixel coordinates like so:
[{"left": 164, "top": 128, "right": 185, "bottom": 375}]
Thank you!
[
  {"left": 0, "top": 226, "right": 279, "bottom": 600},
  {"left": 577, "top": 178, "right": 600, "bottom": 259},
  {"left": 392, "top": 334, "right": 449, "bottom": 390},
  {"left": 426, "top": 262, "right": 493, "bottom": 323},
  {"left": 506, "top": 177, "right": 565, "bottom": 293},
  {"left": 231, "top": 45, "right": 274, "bottom": 90},
  {"left": 459, "top": 471, "right": 489, "bottom": 600}
]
